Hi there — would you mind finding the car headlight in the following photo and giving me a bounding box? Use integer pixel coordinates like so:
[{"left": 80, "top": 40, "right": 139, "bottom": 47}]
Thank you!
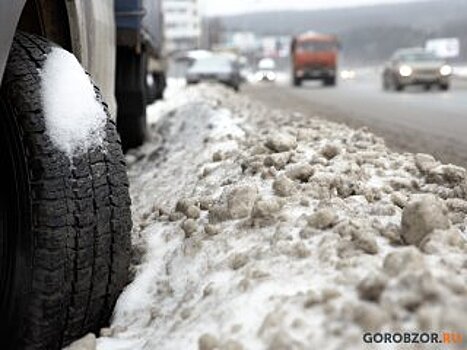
[
  {"left": 399, "top": 65, "right": 413, "bottom": 77},
  {"left": 440, "top": 65, "right": 452, "bottom": 76},
  {"left": 341, "top": 70, "right": 356, "bottom": 80},
  {"left": 266, "top": 72, "right": 276, "bottom": 81},
  {"left": 254, "top": 72, "right": 264, "bottom": 81}
]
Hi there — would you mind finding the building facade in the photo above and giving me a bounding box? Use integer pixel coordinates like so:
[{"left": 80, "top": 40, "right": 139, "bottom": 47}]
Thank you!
[{"left": 163, "top": 0, "right": 201, "bottom": 53}]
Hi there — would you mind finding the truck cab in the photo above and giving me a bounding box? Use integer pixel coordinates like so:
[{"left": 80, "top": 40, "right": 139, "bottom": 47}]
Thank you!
[{"left": 291, "top": 32, "right": 339, "bottom": 87}]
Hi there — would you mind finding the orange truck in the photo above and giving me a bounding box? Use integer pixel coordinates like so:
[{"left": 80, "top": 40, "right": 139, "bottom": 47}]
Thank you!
[{"left": 291, "top": 32, "right": 339, "bottom": 87}]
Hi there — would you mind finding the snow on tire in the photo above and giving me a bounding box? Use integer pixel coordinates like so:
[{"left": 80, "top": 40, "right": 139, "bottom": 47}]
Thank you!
[{"left": 0, "top": 32, "right": 132, "bottom": 349}]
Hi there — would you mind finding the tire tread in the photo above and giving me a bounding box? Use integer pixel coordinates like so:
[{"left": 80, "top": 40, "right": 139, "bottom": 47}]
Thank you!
[{"left": 1, "top": 32, "right": 132, "bottom": 349}]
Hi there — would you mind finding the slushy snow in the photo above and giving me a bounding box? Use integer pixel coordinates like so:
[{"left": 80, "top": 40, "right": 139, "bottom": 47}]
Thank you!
[
  {"left": 79, "top": 83, "right": 466, "bottom": 350},
  {"left": 41, "top": 48, "right": 107, "bottom": 157}
]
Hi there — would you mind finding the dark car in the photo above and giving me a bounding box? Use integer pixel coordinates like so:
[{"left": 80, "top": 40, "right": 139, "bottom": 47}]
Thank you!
[
  {"left": 382, "top": 48, "right": 452, "bottom": 91},
  {"left": 186, "top": 55, "right": 242, "bottom": 91}
]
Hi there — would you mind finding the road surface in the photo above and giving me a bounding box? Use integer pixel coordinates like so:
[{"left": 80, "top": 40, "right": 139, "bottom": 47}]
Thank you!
[{"left": 244, "top": 72, "right": 467, "bottom": 168}]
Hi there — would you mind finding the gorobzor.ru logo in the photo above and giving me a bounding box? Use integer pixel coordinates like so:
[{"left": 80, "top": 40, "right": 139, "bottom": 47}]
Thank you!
[{"left": 363, "top": 332, "right": 464, "bottom": 345}]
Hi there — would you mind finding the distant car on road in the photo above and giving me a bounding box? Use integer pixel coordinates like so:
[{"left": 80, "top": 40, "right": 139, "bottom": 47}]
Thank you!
[
  {"left": 382, "top": 48, "right": 452, "bottom": 91},
  {"left": 186, "top": 55, "right": 242, "bottom": 91},
  {"left": 254, "top": 58, "right": 277, "bottom": 82}
]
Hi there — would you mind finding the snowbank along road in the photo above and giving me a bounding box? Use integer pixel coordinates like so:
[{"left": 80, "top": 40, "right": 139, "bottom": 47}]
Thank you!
[
  {"left": 245, "top": 75, "right": 467, "bottom": 169},
  {"left": 69, "top": 83, "right": 466, "bottom": 350}
]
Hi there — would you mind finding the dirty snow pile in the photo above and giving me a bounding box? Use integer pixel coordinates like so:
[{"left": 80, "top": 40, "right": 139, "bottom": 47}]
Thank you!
[{"left": 95, "top": 84, "right": 465, "bottom": 350}]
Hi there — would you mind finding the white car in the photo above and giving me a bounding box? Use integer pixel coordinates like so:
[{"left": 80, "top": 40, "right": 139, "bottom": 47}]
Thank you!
[
  {"left": 186, "top": 55, "right": 242, "bottom": 91},
  {"left": 254, "top": 58, "right": 277, "bottom": 82}
]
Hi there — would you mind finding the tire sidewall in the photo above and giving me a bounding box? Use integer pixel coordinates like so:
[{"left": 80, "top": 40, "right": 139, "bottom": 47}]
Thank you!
[{"left": 0, "top": 99, "right": 33, "bottom": 349}]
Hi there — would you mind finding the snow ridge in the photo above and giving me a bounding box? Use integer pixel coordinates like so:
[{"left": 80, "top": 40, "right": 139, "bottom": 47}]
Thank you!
[{"left": 94, "top": 84, "right": 466, "bottom": 350}]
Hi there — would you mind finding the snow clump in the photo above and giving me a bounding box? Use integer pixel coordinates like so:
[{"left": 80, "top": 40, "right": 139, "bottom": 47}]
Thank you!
[{"left": 41, "top": 47, "right": 107, "bottom": 157}]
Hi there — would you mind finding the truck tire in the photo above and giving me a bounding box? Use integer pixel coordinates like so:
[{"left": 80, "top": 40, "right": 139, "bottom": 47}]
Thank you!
[
  {"left": 0, "top": 32, "right": 132, "bottom": 350},
  {"left": 293, "top": 76, "right": 302, "bottom": 87},
  {"left": 116, "top": 47, "right": 147, "bottom": 152},
  {"left": 151, "top": 71, "right": 167, "bottom": 101},
  {"left": 439, "top": 83, "right": 450, "bottom": 91},
  {"left": 146, "top": 72, "right": 166, "bottom": 105},
  {"left": 155, "top": 72, "right": 167, "bottom": 100},
  {"left": 324, "top": 77, "right": 336, "bottom": 87}
]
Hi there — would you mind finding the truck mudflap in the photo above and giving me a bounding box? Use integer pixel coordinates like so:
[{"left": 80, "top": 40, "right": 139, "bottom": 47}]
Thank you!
[
  {"left": 115, "top": 0, "right": 164, "bottom": 55},
  {"left": 66, "top": 0, "right": 116, "bottom": 116}
]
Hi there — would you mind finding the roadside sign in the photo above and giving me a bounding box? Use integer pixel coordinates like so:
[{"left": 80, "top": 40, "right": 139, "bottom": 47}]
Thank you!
[{"left": 426, "top": 38, "right": 460, "bottom": 58}]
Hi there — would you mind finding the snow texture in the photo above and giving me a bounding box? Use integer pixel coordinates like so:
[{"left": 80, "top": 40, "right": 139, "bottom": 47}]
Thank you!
[
  {"left": 41, "top": 48, "right": 107, "bottom": 157},
  {"left": 95, "top": 83, "right": 466, "bottom": 350}
]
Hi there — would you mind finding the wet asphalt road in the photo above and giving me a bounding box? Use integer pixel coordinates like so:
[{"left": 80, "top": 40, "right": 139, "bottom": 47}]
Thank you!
[{"left": 244, "top": 73, "right": 467, "bottom": 168}]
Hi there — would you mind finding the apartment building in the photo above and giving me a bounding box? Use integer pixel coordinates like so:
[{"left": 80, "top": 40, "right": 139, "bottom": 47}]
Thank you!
[{"left": 163, "top": 0, "right": 201, "bottom": 53}]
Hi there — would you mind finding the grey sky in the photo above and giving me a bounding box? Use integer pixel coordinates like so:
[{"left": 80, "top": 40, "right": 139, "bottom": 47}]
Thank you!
[{"left": 199, "top": 0, "right": 424, "bottom": 16}]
